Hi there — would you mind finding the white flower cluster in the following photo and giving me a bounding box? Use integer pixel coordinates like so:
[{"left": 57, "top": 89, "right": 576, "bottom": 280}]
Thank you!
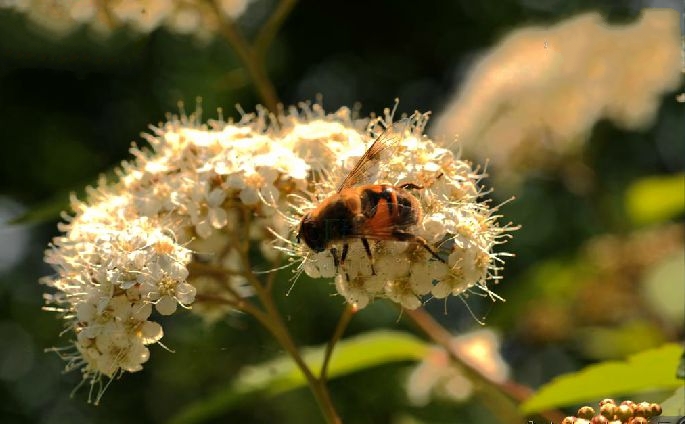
[
  {"left": 289, "top": 111, "right": 511, "bottom": 310},
  {"left": 42, "top": 101, "right": 511, "bottom": 400},
  {"left": 44, "top": 209, "right": 191, "bottom": 393},
  {"left": 41, "top": 103, "right": 359, "bottom": 399},
  {"left": 41, "top": 101, "right": 384, "bottom": 399},
  {"left": 432, "top": 9, "right": 682, "bottom": 187},
  {"left": 1, "top": 0, "right": 252, "bottom": 39}
]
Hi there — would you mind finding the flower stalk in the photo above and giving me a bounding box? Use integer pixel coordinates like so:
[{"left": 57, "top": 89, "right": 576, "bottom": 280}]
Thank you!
[
  {"left": 405, "top": 308, "right": 566, "bottom": 423},
  {"left": 208, "top": 0, "right": 298, "bottom": 112}
]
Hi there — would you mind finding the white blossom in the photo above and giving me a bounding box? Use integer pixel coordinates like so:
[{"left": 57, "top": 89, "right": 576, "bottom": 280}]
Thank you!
[
  {"left": 0, "top": 0, "right": 255, "bottom": 39},
  {"left": 42, "top": 101, "right": 513, "bottom": 402},
  {"left": 432, "top": 10, "right": 682, "bottom": 187},
  {"left": 406, "top": 329, "right": 509, "bottom": 406}
]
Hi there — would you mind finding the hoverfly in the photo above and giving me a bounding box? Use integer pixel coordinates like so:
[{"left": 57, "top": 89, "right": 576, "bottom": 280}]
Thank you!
[{"left": 296, "top": 129, "right": 445, "bottom": 275}]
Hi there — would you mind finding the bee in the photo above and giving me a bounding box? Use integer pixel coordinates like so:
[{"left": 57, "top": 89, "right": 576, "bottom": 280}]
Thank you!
[{"left": 296, "top": 130, "right": 445, "bottom": 275}]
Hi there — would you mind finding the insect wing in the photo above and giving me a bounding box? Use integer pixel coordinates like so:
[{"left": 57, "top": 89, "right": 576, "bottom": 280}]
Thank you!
[{"left": 336, "top": 130, "right": 403, "bottom": 192}]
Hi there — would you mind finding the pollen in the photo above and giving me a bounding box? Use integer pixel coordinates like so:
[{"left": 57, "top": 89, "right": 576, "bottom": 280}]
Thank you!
[{"left": 153, "top": 240, "right": 175, "bottom": 255}]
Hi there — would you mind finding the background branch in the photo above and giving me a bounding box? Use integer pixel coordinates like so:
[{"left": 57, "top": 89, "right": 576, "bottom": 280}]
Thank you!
[
  {"left": 209, "top": 0, "right": 298, "bottom": 112},
  {"left": 405, "top": 308, "right": 567, "bottom": 423},
  {"left": 255, "top": 0, "right": 299, "bottom": 59}
]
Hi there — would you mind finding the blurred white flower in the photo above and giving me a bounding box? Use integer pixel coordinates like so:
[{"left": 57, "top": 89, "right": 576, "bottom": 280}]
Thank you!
[
  {"left": 432, "top": 9, "right": 682, "bottom": 187},
  {"left": 406, "top": 329, "right": 509, "bottom": 406},
  {"left": 1, "top": 0, "right": 255, "bottom": 38}
]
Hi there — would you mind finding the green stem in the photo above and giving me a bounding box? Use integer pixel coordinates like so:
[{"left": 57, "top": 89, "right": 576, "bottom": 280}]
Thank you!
[
  {"left": 209, "top": 0, "right": 284, "bottom": 112},
  {"left": 254, "top": 0, "right": 299, "bottom": 59},
  {"left": 259, "top": 291, "right": 342, "bottom": 424},
  {"left": 235, "top": 209, "right": 341, "bottom": 424},
  {"left": 192, "top": 258, "right": 341, "bottom": 423},
  {"left": 320, "top": 304, "right": 355, "bottom": 382}
]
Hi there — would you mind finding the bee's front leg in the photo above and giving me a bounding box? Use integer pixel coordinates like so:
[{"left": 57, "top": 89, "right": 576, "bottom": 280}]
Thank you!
[
  {"left": 340, "top": 243, "right": 349, "bottom": 265},
  {"left": 360, "top": 238, "right": 376, "bottom": 275},
  {"left": 398, "top": 182, "right": 423, "bottom": 190},
  {"left": 331, "top": 245, "right": 351, "bottom": 281},
  {"left": 330, "top": 246, "right": 339, "bottom": 269}
]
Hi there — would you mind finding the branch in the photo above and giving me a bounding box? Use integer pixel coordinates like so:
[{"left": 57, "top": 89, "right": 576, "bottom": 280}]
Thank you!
[
  {"left": 320, "top": 304, "right": 355, "bottom": 382},
  {"left": 405, "top": 308, "right": 566, "bottom": 424},
  {"left": 254, "top": 0, "right": 299, "bottom": 59},
  {"left": 209, "top": 0, "right": 281, "bottom": 112}
]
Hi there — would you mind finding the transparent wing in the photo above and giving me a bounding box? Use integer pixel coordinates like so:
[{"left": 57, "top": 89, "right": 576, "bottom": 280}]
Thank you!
[{"left": 336, "top": 130, "right": 402, "bottom": 192}]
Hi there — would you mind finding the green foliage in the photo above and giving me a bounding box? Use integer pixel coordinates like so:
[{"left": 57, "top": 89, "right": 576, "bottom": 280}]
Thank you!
[
  {"left": 9, "top": 193, "right": 70, "bottom": 225},
  {"left": 521, "top": 343, "right": 683, "bottom": 414},
  {"left": 170, "top": 330, "right": 429, "bottom": 424},
  {"left": 640, "top": 251, "right": 685, "bottom": 327},
  {"left": 576, "top": 321, "right": 667, "bottom": 360},
  {"left": 10, "top": 167, "right": 119, "bottom": 224},
  {"left": 625, "top": 173, "right": 685, "bottom": 226},
  {"left": 2, "top": 1, "right": 683, "bottom": 423},
  {"left": 489, "top": 255, "right": 590, "bottom": 330},
  {"left": 660, "top": 386, "right": 685, "bottom": 416}
]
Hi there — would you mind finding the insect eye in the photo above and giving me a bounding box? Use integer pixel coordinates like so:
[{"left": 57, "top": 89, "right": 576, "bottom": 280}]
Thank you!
[{"left": 307, "top": 230, "right": 320, "bottom": 242}]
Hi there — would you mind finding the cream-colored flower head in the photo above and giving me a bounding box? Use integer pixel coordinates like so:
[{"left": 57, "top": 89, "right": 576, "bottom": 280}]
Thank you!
[
  {"left": 42, "top": 102, "right": 313, "bottom": 401},
  {"left": 42, "top": 101, "right": 512, "bottom": 401},
  {"left": 1, "top": 0, "right": 252, "bottom": 39},
  {"left": 432, "top": 9, "right": 682, "bottom": 187}
]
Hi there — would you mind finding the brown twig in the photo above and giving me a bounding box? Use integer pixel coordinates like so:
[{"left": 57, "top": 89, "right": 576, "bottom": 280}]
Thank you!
[
  {"left": 320, "top": 304, "right": 355, "bottom": 382},
  {"left": 254, "top": 0, "right": 299, "bottom": 59},
  {"left": 208, "top": 0, "right": 294, "bottom": 112},
  {"left": 405, "top": 307, "right": 566, "bottom": 424},
  {"left": 233, "top": 209, "right": 342, "bottom": 424}
]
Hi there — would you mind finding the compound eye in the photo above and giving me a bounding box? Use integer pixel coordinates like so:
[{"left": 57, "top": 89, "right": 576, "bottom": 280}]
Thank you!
[{"left": 306, "top": 227, "right": 320, "bottom": 242}]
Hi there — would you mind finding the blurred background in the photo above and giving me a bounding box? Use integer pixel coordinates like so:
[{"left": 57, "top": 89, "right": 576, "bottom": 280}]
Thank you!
[{"left": 0, "top": 0, "right": 683, "bottom": 423}]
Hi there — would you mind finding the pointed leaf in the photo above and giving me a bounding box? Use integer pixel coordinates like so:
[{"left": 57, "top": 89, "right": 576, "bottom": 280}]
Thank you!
[
  {"left": 10, "top": 167, "right": 119, "bottom": 224},
  {"left": 521, "top": 343, "right": 683, "bottom": 414},
  {"left": 625, "top": 174, "right": 685, "bottom": 226},
  {"left": 170, "top": 330, "right": 429, "bottom": 424},
  {"left": 660, "top": 386, "right": 685, "bottom": 416},
  {"left": 9, "top": 192, "right": 71, "bottom": 224}
]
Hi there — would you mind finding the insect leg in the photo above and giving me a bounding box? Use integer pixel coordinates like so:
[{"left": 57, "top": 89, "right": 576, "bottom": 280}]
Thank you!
[
  {"left": 361, "top": 237, "right": 376, "bottom": 275},
  {"left": 391, "top": 230, "right": 446, "bottom": 263},
  {"left": 339, "top": 244, "right": 351, "bottom": 282},
  {"left": 330, "top": 247, "right": 339, "bottom": 269},
  {"left": 340, "top": 243, "right": 349, "bottom": 264},
  {"left": 399, "top": 182, "right": 423, "bottom": 190},
  {"left": 400, "top": 173, "right": 444, "bottom": 190}
]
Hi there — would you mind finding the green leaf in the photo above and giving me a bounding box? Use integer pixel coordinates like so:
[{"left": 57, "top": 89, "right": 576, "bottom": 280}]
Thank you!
[
  {"left": 521, "top": 343, "right": 684, "bottom": 414},
  {"left": 641, "top": 251, "right": 685, "bottom": 327},
  {"left": 9, "top": 192, "right": 71, "bottom": 224},
  {"left": 170, "top": 330, "right": 429, "bottom": 424},
  {"left": 10, "top": 168, "right": 119, "bottom": 225},
  {"left": 660, "top": 386, "right": 685, "bottom": 416},
  {"left": 625, "top": 174, "right": 685, "bottom": 226},
  {"left": 576, "top": 321, "right": 667, "bottom": 360}
]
